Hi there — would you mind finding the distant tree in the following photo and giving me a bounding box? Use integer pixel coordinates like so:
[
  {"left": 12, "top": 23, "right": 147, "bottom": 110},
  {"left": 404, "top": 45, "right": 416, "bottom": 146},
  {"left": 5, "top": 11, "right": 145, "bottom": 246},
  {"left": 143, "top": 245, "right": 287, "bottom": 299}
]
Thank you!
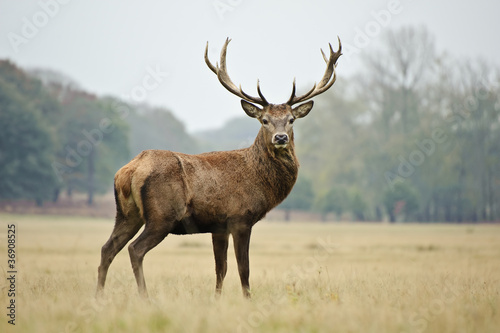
[
  {"left": 128, "top": 104, "right": 202, "bottom": 156},
  {"left": 383, "top": 182, "right": 420, "bottom": 222},
  {"left": 194, "top": 116, "right": 260, "bottom": 151},
  {"left": 349, "top": 190, "right": 368, "bottom": 221},
  {"left": 442, "top": 60, "right": 500, "bottom": 222},
  {"left": 314, "top": 187, "right": 348, "bottom": 221},
  {"left": 0, "top": 60, "right": 204, "bottom": 207},
  {"left": 359, "top": 26, "right": 435, "bottom": 135},
  {"left": 0, "top": 72, "right": 58, "bottom": 204},
  {"left": 53, "top": 92, "right": 130, "bottom": 205}
]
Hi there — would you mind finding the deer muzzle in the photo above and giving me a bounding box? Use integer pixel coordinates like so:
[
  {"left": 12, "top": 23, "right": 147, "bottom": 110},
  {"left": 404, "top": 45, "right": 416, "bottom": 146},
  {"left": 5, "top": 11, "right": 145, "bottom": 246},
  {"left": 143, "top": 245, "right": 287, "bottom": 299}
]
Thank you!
[{"left": 273, "top": 133, "right": 289, "bottom": 148}]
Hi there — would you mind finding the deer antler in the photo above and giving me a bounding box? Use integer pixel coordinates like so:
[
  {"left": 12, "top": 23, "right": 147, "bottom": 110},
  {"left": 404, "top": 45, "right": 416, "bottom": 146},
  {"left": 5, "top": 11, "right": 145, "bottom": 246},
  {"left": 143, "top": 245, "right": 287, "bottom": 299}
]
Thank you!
[
  {"left": 286, "top": 37, "right": 342, "bottom": 106},
  {"left": 205, "top": 38, "right": 269, "bottom": 107}
]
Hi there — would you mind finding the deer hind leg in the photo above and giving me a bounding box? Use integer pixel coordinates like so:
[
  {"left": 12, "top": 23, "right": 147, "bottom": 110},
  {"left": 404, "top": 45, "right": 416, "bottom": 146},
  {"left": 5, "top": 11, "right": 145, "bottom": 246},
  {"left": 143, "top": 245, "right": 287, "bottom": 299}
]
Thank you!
[
  {"left": 128, "top": 222, "right": 171, "bottom": 298},
  {"left": 212, "top": 232, "right": 229, "bottom": 295},
  {"left": 96, "top": 212, "right": 143, "bottom": 296},
  {"left": 232, "top": 227, "right": 252, "bottom": 298}
]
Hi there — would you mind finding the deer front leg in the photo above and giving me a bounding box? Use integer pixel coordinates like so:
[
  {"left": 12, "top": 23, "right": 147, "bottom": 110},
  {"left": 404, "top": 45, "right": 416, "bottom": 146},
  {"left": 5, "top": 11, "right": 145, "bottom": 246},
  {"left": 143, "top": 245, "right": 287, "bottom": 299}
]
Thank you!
[
  {"left": 232, "top": 227, "right": 252, "bottom": 298},
  {"left": 212, "top": 232, "right": 229, "bottom": 295}
]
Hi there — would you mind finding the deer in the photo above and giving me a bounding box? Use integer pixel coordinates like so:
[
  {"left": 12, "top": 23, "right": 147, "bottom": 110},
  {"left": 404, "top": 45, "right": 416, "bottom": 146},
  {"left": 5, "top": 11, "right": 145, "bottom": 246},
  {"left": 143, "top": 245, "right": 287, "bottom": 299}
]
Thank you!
[{"left": 96, "top": 37, "right": 341, "bottom": 299}]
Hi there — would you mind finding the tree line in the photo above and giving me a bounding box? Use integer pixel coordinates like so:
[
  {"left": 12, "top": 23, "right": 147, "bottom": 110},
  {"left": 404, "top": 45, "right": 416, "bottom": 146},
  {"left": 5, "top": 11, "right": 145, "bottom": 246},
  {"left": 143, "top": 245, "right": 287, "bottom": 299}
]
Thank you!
[
  {"left": 286, "top": 26, "right": 500, "bottom": 222},
  {"left": 0, "top": 61, "right": 198, "bottom": 205}
]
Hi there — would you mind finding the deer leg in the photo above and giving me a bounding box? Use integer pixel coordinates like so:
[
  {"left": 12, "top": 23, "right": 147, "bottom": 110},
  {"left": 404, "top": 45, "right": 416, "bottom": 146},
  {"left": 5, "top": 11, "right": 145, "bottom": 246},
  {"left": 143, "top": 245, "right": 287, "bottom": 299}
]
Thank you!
[
  {"left": 232, "top": 227, "right": 252, "bottom": 298},
  {"left": 128, "top": 224, "right": 170, "bottom": 298},
  {"left": 212, "top": 232, "right": 229, "bottom": 295},
  {"left": 96, "top": 213, "right": 143, "bottom": 296}
]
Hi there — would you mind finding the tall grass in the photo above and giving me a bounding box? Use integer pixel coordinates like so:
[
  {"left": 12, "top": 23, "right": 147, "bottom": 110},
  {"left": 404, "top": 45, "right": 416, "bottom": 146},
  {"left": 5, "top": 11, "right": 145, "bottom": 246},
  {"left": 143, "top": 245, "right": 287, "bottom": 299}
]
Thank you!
[{"left": 1, "top": 214, "right": 499, "bottom": 332}]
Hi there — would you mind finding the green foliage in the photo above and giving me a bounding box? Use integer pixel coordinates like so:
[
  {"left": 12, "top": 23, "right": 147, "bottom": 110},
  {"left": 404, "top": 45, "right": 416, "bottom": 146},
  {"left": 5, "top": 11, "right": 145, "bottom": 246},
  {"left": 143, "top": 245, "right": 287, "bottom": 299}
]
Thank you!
[
  {"left": 349, "top": 189, "right": 369, "bottom": 221},
  {"left": 0, "top": 62, "right": 59, "bottom": 203},
  {"left": 279, "top": 176, "right": 314, "bottom": 220},
  {"left": 0, "top": 60, "right": 196, "bottom": 205},
  {"left": 383, "top": 182, "right": 420, "bottom": 222},
  {"left": 280, "top": 175, "right": 314, "bottom": 210},
  {"left": 314, "top": 187, "right": 348, "bottom": 220},
  {"left": 194, "top": 116, "right": 260, "bottom": 151},
  {"left": 296, "top": 26, "right": 500, "bottom": 222},
  {"left": 48, "top": 90, "right": 131, "bottom": 204},
  {"left": 127, "top": 104, "right": 201, "bottom": 156}
]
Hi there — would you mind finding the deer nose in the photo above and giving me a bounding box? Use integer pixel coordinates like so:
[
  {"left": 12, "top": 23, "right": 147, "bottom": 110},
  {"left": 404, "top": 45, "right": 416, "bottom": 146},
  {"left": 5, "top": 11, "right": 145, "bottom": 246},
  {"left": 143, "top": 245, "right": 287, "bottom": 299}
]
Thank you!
[{"left": 274, "top": 134, "right": 289, "bottom": 145}]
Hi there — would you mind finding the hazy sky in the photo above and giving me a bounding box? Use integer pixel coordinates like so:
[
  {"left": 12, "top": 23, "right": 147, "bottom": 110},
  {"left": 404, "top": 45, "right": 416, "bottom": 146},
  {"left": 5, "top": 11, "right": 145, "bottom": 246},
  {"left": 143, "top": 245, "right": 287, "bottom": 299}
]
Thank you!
[{"left": 1, "top": 0, "right": 498, "bottom": 132}]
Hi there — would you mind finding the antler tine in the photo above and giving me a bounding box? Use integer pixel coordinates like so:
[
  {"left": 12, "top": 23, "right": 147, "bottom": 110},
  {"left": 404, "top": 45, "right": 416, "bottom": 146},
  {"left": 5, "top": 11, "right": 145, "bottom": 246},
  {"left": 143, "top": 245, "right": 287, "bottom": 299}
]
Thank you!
[
  {"left": 321, "top": 48, "right": 328, "bottom": 63},
  {"left": 287, "top": 37, "right": 342, "bottom": 106},
  {"left": 288, "top": 78, "right": 296, "bottom": 104},
  {"left": 256, "top": 80, "right": 268, "bottom": 104},
  {"left": 204, "top": 41, "right": 218, "bottom": 75},
  {"left": 205, "top": 38, "right": 268, "bottom": 106},
  {"left": 287, "top": 78, "right": 317, "bottom": 105}
]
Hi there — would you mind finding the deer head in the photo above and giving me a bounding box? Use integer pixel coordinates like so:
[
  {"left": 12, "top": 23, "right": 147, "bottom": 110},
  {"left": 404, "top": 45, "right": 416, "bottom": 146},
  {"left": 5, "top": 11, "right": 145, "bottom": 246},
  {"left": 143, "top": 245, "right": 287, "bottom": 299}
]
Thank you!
[{"left": 205, "top": 38, "right": 342, "bottom": 149}]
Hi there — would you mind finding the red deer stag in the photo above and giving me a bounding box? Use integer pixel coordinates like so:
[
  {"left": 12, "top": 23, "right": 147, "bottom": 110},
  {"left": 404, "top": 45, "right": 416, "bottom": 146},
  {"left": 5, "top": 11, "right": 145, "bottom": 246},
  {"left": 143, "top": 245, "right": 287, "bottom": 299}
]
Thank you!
[{"left": 96, "top": 38, "right": 341, "bottom": 298}]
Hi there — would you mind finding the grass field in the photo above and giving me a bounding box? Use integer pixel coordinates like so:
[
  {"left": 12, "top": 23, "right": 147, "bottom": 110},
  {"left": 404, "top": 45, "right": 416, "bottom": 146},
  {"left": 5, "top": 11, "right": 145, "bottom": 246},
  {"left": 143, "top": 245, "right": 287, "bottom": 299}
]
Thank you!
[{"left": 1, "top": 213, "right": 499, "bottom": 333}]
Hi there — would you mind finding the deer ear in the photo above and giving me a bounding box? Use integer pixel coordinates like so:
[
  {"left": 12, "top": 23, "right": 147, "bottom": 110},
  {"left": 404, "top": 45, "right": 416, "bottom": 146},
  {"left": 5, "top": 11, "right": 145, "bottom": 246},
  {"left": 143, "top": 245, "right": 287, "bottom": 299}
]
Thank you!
[
  {"left": 241, "top": 100, "right": 262, "bottom": 118},
  {"left": 292, "top": 101, "right": 314, "bottom": 119}
]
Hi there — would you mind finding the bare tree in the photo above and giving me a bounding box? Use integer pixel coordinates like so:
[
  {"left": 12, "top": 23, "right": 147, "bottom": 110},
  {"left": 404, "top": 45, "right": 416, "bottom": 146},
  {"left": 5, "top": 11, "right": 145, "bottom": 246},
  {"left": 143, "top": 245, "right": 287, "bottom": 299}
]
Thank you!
[{"left": 359, "top": 26, "right": 436, "bottom": 134}]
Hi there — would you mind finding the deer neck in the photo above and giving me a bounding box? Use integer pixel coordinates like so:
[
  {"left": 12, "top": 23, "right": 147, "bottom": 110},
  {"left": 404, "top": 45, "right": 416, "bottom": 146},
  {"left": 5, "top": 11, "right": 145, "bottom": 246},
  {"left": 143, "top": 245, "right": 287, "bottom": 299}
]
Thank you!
[{"left": 248, "top": 128, "right": 299, "bottom": 207}]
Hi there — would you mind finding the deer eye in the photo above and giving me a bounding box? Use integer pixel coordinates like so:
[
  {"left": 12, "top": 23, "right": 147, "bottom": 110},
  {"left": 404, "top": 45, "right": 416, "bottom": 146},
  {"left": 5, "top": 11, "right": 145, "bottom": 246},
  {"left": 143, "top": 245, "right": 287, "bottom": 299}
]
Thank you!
[
  {"left": 262, "top": 118, "right": 269, "bottom": 125},
  {"left": 289, "top": 118, "right": 295, "bottom": 124}
]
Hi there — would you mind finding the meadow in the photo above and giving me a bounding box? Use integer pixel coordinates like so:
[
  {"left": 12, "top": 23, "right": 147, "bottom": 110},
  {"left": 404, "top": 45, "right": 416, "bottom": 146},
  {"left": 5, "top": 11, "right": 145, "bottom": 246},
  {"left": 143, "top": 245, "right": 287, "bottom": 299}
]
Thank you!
[{"left": 0, "top": 213, "right": 499, "bottom": 333}]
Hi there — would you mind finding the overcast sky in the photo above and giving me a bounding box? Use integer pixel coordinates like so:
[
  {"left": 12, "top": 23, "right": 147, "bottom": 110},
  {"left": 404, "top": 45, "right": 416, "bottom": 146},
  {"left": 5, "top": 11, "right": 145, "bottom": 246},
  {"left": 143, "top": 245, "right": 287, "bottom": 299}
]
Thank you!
[{"left": 1, "top": 0, "right": 498, "bottom": 132}]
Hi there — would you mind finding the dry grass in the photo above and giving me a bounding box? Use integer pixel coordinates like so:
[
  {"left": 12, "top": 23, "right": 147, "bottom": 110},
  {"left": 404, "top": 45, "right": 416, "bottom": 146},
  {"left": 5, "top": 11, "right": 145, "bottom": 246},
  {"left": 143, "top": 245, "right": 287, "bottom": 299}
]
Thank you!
[{"left": 1, "top": 213, "right": 499, "bottom": 333}]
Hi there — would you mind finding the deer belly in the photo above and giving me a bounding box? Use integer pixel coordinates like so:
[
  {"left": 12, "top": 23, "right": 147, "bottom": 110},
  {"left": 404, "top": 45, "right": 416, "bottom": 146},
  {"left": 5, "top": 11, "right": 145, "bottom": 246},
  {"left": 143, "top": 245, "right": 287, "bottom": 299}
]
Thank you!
[{"left": 170, "top": 215, "right": 228, "bottom": 235}]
